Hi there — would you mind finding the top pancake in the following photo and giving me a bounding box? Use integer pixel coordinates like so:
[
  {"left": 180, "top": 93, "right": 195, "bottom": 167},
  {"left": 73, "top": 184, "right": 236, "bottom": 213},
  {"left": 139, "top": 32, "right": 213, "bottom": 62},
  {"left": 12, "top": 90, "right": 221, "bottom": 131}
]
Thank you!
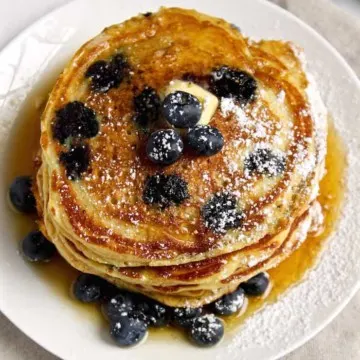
[{"left": 39, "top": 7, "right": 327, "bottom": 267}]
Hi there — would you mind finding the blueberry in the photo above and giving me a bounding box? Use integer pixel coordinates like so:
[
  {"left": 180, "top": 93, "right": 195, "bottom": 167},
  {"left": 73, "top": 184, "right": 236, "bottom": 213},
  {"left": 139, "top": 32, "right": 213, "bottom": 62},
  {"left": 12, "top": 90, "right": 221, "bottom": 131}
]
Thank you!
[
  {"left": 162, "top": 91, "right": 202, "bottom": 128},
  {"left": 209, "top": 287, "right": 245, "bottom": 316},
  {"left": 244, "top": 148, "right": 286, "bottom": 177},
  {"left": 187, "top": 126, "right": 224, "bottom": 156},
  {"left": 201, "top": 192, "right": 243, "bottom": 234},
  {"left": 143, "top": 174, "right": 189, "bottom": 208},
  {"left": 172, "top": 307, "right": 202, "bottom": 328},
  {"left": 72, "top": 274, "right": 105, "bottom": 303},
  {"left": 103, "top": 292, "right": 134, "bottom": 322},
  {"left": 146, "top": 129, "right": 183, "bottom": 165},
  {"left": 53, "top": 101, "right": 99, "bottom": 144},
  {"left": 21, "top": 231, "right": 56, "bottom": 262},
  {"left": 133, "top": 87, "right": 160, "bottom": 128},
  {"left": 143, "top": 12, "right": 152, "bottom": 17},
  {"left": 133, "top": 296, "right": 170, "bottom": 327},
  {"left": 59, "top": 144, "right": 90, "bottom": 180},
  {"left": 211, "top": 66, "right": 257, "bottom": 104},
  {"left": 100, "top": 282, "right": 122, "bottom": 302},
  {"left": 240, "top": 272, "right": 270, "bottom": 296},
  {"left": 163, "top": 174, "right": 189, "bottom": 205},
  {"left": 110, "top": 316, "right": 148, "bottom": 347},
  {"left": 9, "top": 176, "right": 36, "bottom": 213},
  {"left": 85, "top": 54, "right": 128, "bottom": 92},
  {"left": 189, "top": 314, "right": 224, "bottom": 347}
]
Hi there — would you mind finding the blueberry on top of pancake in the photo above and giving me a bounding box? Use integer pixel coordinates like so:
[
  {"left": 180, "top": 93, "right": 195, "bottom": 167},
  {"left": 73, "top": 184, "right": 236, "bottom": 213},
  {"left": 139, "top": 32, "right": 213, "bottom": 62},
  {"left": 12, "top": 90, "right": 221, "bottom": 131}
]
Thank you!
[
  {"left": 133, "top": 87, "right": 161, "bottom": 128},
  {"left": 162, "top": 91, "right": 202, "bottom": 128},
  {"left": 146, "top": 129, "right": 184, "bottom": 165},
  {"left": 244, "top": 148, "right": 286, "bottom": 177},
  {"left": 187, "top": 126, "right": 224, "bottom": 156},
  {"left": 85, "top": 53, "right": 129, "bottom": 92},
  {"left": 59, "top": 143, "right": 91, "bottom": 180},
  {"left": 201, "top": 192, "right": 243, "bottom": 234},
  {"left": 52, "top": 101, "right": 99, "bottom": 144},
  {"left": 210, "top": 66, "right": 257, "bottom": 104},
  {"left": 143, "top": 174, "right": 189, "bottom": 208}
]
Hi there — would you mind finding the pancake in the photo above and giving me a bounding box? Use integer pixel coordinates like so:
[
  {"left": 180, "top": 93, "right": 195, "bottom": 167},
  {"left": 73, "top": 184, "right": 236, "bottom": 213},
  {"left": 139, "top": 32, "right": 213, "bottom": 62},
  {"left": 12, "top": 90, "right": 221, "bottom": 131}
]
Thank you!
[{"left": 35, "top": 8, "right": 327, "bottom": 307}]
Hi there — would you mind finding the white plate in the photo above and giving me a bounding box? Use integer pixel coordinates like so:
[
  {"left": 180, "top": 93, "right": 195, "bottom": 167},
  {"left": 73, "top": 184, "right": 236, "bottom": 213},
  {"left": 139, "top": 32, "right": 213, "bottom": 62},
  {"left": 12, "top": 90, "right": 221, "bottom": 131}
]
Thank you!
[{"left": 0, "top": 1, "right": 360, "bottom": 359}]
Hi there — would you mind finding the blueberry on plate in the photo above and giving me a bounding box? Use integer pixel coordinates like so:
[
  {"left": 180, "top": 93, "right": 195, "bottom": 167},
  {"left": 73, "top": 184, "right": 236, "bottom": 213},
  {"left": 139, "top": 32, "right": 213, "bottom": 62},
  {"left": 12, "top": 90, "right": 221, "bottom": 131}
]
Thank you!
[
  {"left": 211, "top": 66, "right": 257, "bottom": 104},
  {"left": 146, "top": 129, "right": 183, "bottom": 165},
  {"left": 72, "top": 274, "right": 105, "bottom": 303},
  {"left": 59, "top": 144, "right": 91, "bottom": 180},
  {"left": 133, "top": 295, "right": 170, "bottom": 327},
  {"left": 162, "top": 91, "right": 202, "bottom": 128},
  {"left": 100, "top": 281, "right": 122, "bottom": 302},
  {"left": 102, "top": 292, "right": 134, "bottom": 322},
  {"left": 209, "top": 287, "right": 245, "bottom": 316},
  {"left": 172, "top": 307, "right": 202, "bottom": 328},
  {"left": 244, "top": 148, "right": 286, "bottom": 177},
  {"left": 240, "top": 272, "right": 270, "bottom": 296},
  {"left": 187, "top": 125, "right": 224, "bottom": 156},
  {"left": 201, "top": 192, "right": 243, "bottom": 234},
  {"left": 9, "top": 176, "right": 36, "bottom": 214},
  {"left": 53, "top": 101, "right": 99, "bottom": 144},
  {"left": 189, "top": 314, "right": 224, "bottom": 347},
  {"left": 133, "top": 87, "right": 161, "bottom": 128},
  {"left": 110, "top": 316, "right": 148, "bottom": 347},
  {"left": 143, "top": 174, "right": 189, "bottom": 208},
  {"left": 21, "top": 231, "right": 56, "bottom": 262}
]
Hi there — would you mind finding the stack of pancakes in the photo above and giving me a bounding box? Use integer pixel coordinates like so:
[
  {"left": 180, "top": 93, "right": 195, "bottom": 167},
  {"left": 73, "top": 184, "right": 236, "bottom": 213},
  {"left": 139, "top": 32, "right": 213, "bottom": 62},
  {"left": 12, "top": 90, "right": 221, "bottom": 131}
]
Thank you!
[{"left": 34, "top": 8, "right": 327, "bottom": 307}]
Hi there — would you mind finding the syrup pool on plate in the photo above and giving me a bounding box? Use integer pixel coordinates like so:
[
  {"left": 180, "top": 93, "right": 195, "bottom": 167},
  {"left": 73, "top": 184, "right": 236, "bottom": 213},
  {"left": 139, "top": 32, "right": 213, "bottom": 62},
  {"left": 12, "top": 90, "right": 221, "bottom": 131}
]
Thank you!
[{"left": 5, "top": 77, "right": 346, "bottom": 336}]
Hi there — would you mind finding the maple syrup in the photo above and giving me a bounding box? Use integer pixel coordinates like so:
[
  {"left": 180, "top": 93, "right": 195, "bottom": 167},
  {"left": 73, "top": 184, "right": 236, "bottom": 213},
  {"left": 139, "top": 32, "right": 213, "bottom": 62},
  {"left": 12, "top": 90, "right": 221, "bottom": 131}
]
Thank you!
[{"left": 5, "top": 78, "right": 346, "bottom": 335}]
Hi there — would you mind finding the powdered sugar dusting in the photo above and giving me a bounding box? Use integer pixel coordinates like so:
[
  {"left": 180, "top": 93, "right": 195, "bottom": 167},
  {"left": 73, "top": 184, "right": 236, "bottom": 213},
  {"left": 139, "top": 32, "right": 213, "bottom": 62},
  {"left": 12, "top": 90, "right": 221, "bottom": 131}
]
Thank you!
[{"left": 219, "top": 43, "right": 360, "bottom": 359}]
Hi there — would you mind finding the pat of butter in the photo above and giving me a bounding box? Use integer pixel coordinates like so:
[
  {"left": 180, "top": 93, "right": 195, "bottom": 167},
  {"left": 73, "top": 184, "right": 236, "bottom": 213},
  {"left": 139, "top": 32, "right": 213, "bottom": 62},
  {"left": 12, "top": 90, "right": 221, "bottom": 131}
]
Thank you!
[{"left": 163, "top": 80, "right": 219, "bottom": 125}]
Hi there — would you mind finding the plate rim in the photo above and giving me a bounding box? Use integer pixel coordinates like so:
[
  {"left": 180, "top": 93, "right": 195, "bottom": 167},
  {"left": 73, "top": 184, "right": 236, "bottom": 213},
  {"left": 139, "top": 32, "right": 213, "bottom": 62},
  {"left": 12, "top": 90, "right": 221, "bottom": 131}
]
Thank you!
[{"left": 0, "top": 0, "right": 359, "bottom": 359}]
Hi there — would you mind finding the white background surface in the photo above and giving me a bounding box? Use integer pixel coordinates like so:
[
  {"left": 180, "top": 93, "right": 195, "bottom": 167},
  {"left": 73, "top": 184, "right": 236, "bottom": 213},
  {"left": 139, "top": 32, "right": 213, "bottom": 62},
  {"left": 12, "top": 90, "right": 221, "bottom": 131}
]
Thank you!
[{"left": 0, "top": 1, "right": 359, "bottom": 359}]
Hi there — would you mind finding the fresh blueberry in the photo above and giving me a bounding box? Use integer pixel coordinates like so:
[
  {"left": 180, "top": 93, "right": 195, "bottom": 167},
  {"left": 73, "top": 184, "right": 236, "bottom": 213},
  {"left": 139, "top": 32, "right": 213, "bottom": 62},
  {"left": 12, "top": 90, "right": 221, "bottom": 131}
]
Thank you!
[
  {"left": 244, "top": 148, "right": 286, "bottom": 177},
  {"left": 143, "top": 174, "right": 189, "bottom": 208},
  {"left": 162, "top": 91, "right": 202, "bottom": 128},
  {"left": 146, "top": 129, "right": 183, "bottom": 165},
  {"left": 133, "top": 87, "right": 161, "bottom": 128},
  {"left": 240, "top": 272, "right": 270, "bottom": 296},
  {"left": 59, "top": 144, "right": 90, "bottom": 180},
  {"left": 162, "top": 174, "right": 189, "bottom": 205},
  {"left": 211, "top": 66, "right": 257, "bottom": 104},
  {"left": 53, "top": 101, "right": 99, "bottom": 144},
  {"left": 100, "top": 282, "right": 122, "bottom": 302},
  {"left": 9, "top": 176, "right": 36, "bottom": 213},
  {"left": 189, "top": 314, "right": 224, "bottom": 347},
  {"left": 209, "top": 287, "right": 245, "bottom": 316},
  {"left": 85, "top": 54, "right": 128, "bottom": 92},
  {"left": 201, "top": 192, "right": 243, "bottom": 234},
  {"left": 171, "top": 307, "right": 202, "bottom": 328},
  {"left": 143, "top": 12, "right": 152, "bottom": 17},
  {"left": 187, "top": 126, "right": 224, "bottom": 156},
  {"left": 110, "top": 316, "right": 148, "bottom": 347},
  {"left": 103, "top": 292, "right": 134, "bottom": 322},
  {"left": 133, "top": 295, "right": 170, "bottom": 327},
  {"left": 21, "top": 231, "right": 56, "bottom": 262},
  {"left": 72, "top": 274, "right": 105, "bottom": 303}
]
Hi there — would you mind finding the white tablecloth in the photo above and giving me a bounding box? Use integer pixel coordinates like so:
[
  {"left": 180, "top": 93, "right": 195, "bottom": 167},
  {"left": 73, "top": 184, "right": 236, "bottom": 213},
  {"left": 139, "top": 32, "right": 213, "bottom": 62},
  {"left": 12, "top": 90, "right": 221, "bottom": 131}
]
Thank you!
[{"left": 0, "top": 0, "right": 359, "bottom": 359}]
